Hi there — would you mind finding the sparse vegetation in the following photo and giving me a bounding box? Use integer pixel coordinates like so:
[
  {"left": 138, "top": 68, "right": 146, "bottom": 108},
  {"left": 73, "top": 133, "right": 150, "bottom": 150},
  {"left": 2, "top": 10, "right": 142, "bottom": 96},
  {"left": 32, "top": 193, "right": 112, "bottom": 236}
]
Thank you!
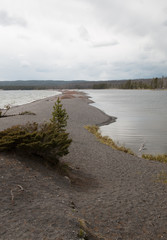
[
  {"left": 19, "top": 111, "right": 36, "bottom": 115},
  {"left": 78, "top": 218, "right": 107, "bottom": 240},
  {"left": 85, "top": 125, "right": 134, "bottom": 155},
  {"left": 77, "top": 228, "right": 88, "bottom": 239},
  {"left": 0, "top": 98, "right": 72, "bottom": 165},
  {"left": 142, "top": 154, "right": 167, "bottom": 163},
  {"left": 156, "top": 171, "right": 167, "bottom": 184},
  {"left": 0, "top": 104, "right": 11, "bottom": 118}
]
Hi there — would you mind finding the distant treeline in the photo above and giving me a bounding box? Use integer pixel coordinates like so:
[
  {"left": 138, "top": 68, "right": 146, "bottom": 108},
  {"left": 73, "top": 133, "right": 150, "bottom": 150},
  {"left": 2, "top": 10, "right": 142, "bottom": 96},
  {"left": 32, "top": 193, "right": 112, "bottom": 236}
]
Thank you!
[
  {"left": 92, "top": 78, "right": 167, "bottom": 89},
  {"left": 0, "top": 78, "right": 167, "bottom": 90}
]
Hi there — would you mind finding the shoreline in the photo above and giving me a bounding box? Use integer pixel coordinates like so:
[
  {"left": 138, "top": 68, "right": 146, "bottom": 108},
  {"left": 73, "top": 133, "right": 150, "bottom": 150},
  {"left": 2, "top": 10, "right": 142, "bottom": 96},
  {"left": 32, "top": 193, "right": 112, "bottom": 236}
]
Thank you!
[
  {"left": 83, "top": 89, "right": 167, "bottom": 156},
  {"left": 0, "top": 89, "right": 116, "bottom": 128},
  {"left": 1, "top": 89, "right": 166, "bottom": 156},
  {"left": 0, "top": 89, "right": 61, "bottom": 110},
  {"left": 83, "top": 91, "right": 117, "bottom": 127},
  {"left": 1, "top": 91, "right": 167, "bottom": 239}
]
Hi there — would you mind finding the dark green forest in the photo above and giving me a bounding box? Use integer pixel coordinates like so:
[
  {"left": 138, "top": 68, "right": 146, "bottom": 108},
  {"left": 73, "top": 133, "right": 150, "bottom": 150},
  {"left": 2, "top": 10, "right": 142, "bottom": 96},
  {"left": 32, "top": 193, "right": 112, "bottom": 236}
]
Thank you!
[{"left": 0, "top": 78, "right": 167, "bottom": 90}]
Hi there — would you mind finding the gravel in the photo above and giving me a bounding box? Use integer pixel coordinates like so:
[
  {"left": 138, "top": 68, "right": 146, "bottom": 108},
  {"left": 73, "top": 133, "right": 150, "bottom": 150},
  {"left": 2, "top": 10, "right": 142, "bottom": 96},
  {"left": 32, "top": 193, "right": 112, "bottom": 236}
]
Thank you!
[{"left": 1, "top": 92, "right": 167, "bottom": 240}]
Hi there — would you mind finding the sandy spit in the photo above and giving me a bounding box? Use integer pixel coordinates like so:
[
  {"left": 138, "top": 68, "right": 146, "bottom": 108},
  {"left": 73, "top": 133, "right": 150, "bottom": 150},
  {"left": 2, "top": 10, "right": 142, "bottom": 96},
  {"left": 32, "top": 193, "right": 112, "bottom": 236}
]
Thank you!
[{"left": 1, "top": 90, "right": 167, "bottom": 240}]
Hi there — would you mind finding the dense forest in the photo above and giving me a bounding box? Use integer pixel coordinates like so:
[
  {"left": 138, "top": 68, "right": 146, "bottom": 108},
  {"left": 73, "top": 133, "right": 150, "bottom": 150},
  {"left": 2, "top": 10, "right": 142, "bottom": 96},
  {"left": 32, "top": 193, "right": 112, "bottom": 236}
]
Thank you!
[{"left": 0, "top": 77, "right": 167, "bottom": 90}]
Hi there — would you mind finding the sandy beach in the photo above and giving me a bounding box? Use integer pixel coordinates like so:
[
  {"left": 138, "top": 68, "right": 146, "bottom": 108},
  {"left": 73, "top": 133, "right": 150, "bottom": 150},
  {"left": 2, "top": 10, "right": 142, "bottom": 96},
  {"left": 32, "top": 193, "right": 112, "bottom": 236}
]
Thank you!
[{"left": 1, "top": 91, "right": 167, "bottom": 240}]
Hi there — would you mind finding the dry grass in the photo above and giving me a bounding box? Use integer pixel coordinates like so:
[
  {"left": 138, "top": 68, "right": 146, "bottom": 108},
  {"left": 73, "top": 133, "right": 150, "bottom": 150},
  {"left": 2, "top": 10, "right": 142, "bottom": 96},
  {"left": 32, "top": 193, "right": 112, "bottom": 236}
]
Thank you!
[
  {"left": 85, "top": 125, "right": 134, "bottom": 155},
  {"left": 156, "top": 171, "right": 167, "bottom": 184},
  {"left": 142, "top": 154, "right": 167, "bottom": 163},
  {"left": 60, "top": 94, "right": 75, "bottom": 99},
  {"left": 19, "top": 111, "right": 36, "bottom": 115},
  {"left": 78, "top": 218, "right": 109, "bottom": 240},
  {"left": 62, "top": 90, "right": 79, "bottom": 95}
]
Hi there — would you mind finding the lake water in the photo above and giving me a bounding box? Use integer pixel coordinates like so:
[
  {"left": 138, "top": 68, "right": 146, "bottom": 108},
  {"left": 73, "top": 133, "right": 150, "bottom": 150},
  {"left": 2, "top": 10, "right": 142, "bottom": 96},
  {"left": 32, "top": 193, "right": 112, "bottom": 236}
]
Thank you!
[
  {"left": 0, "top": 90, "right": 61, "bottom": 109},
  {"left": 85, "top": 89, "right": 167, "bottom": 155}
]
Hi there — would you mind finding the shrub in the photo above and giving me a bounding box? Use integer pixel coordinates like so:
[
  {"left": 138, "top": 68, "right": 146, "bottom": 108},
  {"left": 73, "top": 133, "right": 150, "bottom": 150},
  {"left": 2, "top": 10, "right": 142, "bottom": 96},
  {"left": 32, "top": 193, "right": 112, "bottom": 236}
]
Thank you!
[
  {"left": 0, "top": 104, "right": 11, "bottom": 118},
  {"left": 0, "top": 99, "right": 72, "bottom": 165},
  {"left": 142, "top": 154, "right": 167, "bottom": 163},
  {"left": 19, "top": 111, "right": 36, "bottom": 115}
]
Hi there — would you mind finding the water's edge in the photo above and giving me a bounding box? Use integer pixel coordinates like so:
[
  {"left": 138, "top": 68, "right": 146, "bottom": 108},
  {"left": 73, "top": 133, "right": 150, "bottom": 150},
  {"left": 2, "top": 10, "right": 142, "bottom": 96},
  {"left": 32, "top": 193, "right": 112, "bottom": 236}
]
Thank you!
[{"left": 84, "top": 89, "right": 167, "bottom": 155}]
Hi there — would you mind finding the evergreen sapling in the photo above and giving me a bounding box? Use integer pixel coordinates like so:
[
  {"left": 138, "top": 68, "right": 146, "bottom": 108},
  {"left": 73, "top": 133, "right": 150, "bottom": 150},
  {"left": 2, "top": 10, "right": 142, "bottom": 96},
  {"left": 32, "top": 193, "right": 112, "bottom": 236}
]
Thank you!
[{"left": 0, "top": 98, "right": 72, "bottom": 165}]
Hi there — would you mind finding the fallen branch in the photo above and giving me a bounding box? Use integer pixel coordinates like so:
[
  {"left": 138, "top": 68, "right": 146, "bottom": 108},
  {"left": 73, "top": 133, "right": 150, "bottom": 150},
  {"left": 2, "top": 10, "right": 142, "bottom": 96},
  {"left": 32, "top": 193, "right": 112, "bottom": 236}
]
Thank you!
[
  {"left": 78, "top": 218, "right": 109, "bottom": 240},
  {"left": 17, "top": 185, "right": 24, "bottom": 191},
  {"left": 10, "top": 185, "right": 24, "bottom": 204},
  {"left": 10, "top": 189, "right": 14, "bottom": 203}
]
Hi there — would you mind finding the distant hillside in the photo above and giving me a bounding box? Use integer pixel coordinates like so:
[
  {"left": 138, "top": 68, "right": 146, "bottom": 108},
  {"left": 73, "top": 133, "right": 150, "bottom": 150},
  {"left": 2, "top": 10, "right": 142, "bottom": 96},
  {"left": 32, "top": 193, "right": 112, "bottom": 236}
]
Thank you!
[
  {"left": 0, "top": 78, "right": 167, "bottom": 90},
  {"left": 0, "top": 80, "right": 87, "bottom": 90}
]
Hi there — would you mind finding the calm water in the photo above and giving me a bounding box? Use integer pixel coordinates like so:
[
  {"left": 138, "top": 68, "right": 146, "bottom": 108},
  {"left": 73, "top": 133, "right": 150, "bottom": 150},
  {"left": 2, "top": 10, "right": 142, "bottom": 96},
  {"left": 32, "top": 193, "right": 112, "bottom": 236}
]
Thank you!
[
  {"left": 0, "top": 90, "right": 60, "bottom": 109},
  {"left": 85, "top": 89, "right": 167, "bottom": 155}
]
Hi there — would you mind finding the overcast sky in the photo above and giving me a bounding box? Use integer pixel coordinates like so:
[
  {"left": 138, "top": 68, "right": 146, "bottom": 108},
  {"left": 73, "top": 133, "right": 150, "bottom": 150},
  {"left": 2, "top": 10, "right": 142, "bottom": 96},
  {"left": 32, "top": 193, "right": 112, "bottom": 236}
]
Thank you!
[{"left": 0, "top": 0, "right": 167, "bottom": 81}]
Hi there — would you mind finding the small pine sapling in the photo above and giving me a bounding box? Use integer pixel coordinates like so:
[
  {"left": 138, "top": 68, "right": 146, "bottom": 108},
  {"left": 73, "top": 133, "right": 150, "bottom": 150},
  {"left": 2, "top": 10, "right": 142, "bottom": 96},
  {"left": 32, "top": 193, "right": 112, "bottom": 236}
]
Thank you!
[
  {"left": 0, "top": 99, "right": 72, "bottom": 165},
  {"left": 51, "top": 97, "right": 68, "bottom": 132}
]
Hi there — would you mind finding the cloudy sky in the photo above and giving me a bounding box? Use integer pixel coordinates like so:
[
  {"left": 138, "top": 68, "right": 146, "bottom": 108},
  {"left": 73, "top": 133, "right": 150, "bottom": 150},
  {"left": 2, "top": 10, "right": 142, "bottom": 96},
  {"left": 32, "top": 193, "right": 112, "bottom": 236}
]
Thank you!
[{"left": 0, "top": 0, "right": 167, "bottom": 81}]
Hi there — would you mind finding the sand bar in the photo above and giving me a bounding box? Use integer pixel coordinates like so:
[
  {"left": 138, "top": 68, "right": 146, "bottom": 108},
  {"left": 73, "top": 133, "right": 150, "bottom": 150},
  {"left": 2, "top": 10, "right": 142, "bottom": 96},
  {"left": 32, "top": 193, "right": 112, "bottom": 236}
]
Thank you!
[{"left": 1, "top": 91, "right": 167, "bottom": 240}]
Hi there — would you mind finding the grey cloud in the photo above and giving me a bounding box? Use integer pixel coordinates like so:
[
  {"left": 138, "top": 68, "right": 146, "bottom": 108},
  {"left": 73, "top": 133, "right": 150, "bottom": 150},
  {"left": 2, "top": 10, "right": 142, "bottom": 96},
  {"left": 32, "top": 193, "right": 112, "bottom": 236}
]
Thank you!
[
  {"left": 84, "top": 1, "right": 155, "bottom": 37},
  {"left": 143, "top": 45, "right": 153, "bottom": 52},
  {"left": 1, "top": 0, "right": 167, "bottom": 80},
  {"left": 21, "top": 60, "right": 30, "bottom": 68},
  {"left": 0, "top": 10, "right": 27, "bottom": 27},
  {"left": 17, "top": 35, "right": 30, "bottom": 40},
  {"left": 78, "top": 24, "right": 119, "bottom": 48},
  {"left": 163, "top": 20, "right": 167, "bottom": 26},
  {"left": 92, "top": 40, "right": 119, "bottom": 48},
  {"left": 111, "top": 60, "right": 167, "bottom": 79},
  {"left": 36, "top": 67, "right": 56, "bottom": 73},
  {"left": 78, "top": 25, "right": 90, "bottom": 41}
]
